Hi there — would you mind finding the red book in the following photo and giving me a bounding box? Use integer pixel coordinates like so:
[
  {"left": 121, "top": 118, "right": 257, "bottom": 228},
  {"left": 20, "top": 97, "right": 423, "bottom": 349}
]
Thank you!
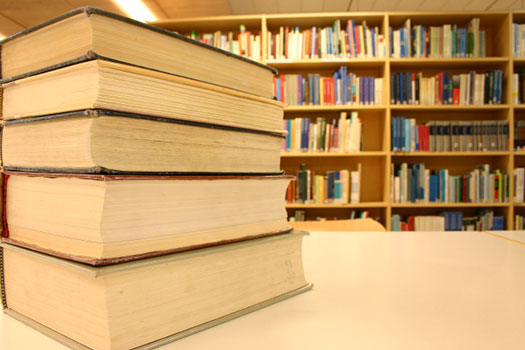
[
  {"left": 408, "top": 216, "right": 415, "bottom": 231},
  {"left": 411, "top": 73, "right": 416, "bottom": 104},
  {"left": 355, "top": 24, "right": 361, "bottom": 56},
  {"left": 401, "top": 222, "right": 409, "bottom": 231},
  {"left": 425, "top": 125, "right": 430, "bottom": 151},
  {"left": 330, "top": 77, "right": 335, "bottom": 105},
  {"left": 453, "top": 88, "right": 460, "bottom": 105},
  {"left": 494, "top": 174, "right": 499, "bottom": 201}
]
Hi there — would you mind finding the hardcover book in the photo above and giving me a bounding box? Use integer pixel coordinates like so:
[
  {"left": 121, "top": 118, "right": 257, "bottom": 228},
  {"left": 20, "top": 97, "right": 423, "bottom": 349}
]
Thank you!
[
  {"left": 2, "top": 109, "right": 284, "bottom": 174},
  {"left": 1, "top": 232, "right": 311, "bottom": 350},
  {"left": 2, "top": 59, "right": 284, "bottom": 133},
  {"left": 0, "top": 7, "right": 276, "bottom": 99},
  {"left": 2, "top": 172, "right": 293, "bottom": 265}
]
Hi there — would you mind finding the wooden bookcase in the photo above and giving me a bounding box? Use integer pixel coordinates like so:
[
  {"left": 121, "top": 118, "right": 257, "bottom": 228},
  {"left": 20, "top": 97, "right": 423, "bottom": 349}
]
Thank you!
[{"left": 153, "top": 11, "right": 521, "bottom": 230}]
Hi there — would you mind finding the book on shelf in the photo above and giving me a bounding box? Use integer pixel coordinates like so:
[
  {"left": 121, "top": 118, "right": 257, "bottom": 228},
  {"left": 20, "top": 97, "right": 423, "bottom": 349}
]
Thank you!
[
  {"left": 391, "top": 163, "right": 509, "bottom": 204},
  {"left": 390, "top": 70, "right": 503, "bottom": 105},
  {"left": 514, "top": 121, "right": 525, "bottom": 151},
  {"left": 286, "top": 163, "right": 361, "bottom": 204},
  {"left": 391, "top": 210, "right": 502, "bottom": 231},
  {"left": 282, "top": 112, "right": 362, "bottom": 153},
  {"left": 187, "top": 25, "right": 262, "bottom": 61},
  {"left": 2, "top": 172, "right": 293, "bottom": 265},
  {"left": 2, "top": 59, "right": 284, "bottom": 133},
  {"left": 2, "top": 109, "right": 284, "bottom": 174},
  {"left": 390, "top": 17, "right": 485, "bottom": 58},
  {"left": 514, "top": 214, "right": 525, "bottom": 230},
  {"left": 267, "top": 19, "right": 385, "bottom": 61},
  {"left": 0, "top": 7, "right": 276, "bottom": 99},
  {"left": 391, "top": 117, "right": 509, "bottom": 153},
  {"left": 512, "top": 69, "right": 525, "bottom": 104},
  {"left": 274, "top": 67, "right": 382, "bottom": 105},
  {"left": 514, "top": 167, "right": 525, "bottom": 203},
  {"left": 513, "top": 23, "right": 525, "bottom": 58},
  {"left": 1, "top": 232, "right": 311, "bottom": 350}
]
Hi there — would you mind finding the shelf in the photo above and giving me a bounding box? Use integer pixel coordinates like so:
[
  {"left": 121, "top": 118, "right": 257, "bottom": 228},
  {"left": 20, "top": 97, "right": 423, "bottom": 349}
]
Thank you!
[
  {"left": 267, "top": 58, "right": 385, "bottom": 69},
  {"left": 513, "top": 203, "right": 525, "bottom": 207},
  {"left": 286, "top": 202, "right": 387, "bottom": 209},
  {"left": 515, "top": 151, "right": 525, "bottom": 155},
  {"left": 391, "top": 203, "right": 509, "bottom": 208},
  {"left": 392, "top": 152, "right": 510, "bottom": 157},
  {"left": 389, "top": 57, "right": 508, "bottom": 68},
  {"left": 390, "top": 105, "right": 509, "bottom": 111},
  {"left": 282, "top": 151, "right": 387, "bottom": 157},
  {"left": 285, "top": 105, "right": 386, "bottom": 112},
  {"left": 514, "top": 105, "right": 525, "bottom": 110}
]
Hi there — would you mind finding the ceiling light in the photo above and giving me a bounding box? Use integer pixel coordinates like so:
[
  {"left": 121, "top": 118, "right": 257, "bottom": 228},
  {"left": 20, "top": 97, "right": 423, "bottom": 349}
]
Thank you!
[{"left": 112, "top": 0, "right": 157, "bottom": 22}]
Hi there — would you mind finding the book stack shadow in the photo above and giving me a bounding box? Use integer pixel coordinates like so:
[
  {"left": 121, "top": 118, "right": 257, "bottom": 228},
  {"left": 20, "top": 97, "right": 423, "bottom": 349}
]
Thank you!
[{"left": 0, "top": 8, "right": 311, "bottom": 350}]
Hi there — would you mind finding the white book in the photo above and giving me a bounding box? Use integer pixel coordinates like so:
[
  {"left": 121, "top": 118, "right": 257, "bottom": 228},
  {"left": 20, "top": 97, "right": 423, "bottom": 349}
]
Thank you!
[
  {"left": 394, "top": 176, "right": 401, "bottom": 203},
  {"left": 350, "top": 163, "right": 362, "bottom": 204},
  {"left": 341, "top": 169, "right": 350, "bottom": 203},
  {"left": 375, "top": 78, "right": 383, "bottom": 104},
  {"left": 347, "top": 112, "right": 361, "bottom": 152},
  {"left": 393, "top": 30, "right": 401, "bottom": 58}
]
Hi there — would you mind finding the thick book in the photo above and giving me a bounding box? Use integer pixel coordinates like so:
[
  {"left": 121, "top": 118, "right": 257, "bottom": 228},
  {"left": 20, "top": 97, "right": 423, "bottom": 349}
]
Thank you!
[
  {"left": 2, "top": 171, "right": 293, "bottom": 265},
  {"left": 0, "top": 7, "right": 276, "bottom": 99},
  {"left": 2, "top": 59, "right": 284, "bottom": 133},
  {"left": 2, "top": 109, "right": 284, "bottom": 174},
  {"left": 1, "top": 232, "right": 311, "bottom": 350}
]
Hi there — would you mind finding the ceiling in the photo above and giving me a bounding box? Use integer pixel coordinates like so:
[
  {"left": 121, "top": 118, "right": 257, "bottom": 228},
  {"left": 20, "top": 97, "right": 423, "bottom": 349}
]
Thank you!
[{"left": 0, "top": 0, "right": 524, "bottom": 38}]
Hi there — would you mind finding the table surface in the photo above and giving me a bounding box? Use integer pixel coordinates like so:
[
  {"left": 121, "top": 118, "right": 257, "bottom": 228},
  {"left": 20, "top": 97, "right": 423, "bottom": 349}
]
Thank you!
[
  {"left": 1, "top": 230, "right": 525, "bottom": 350},
  {"left": 485, "top": 230, "right": 525, "bottom": 244}
]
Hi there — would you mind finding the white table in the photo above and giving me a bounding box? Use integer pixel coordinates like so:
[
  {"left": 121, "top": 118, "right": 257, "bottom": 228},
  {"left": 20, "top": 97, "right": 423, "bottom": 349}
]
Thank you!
[
  {"left": 2, "top": 230, "right": 525, "bottom": 350},
  {"left": 485, "top": 230, "right": 525, "bottom": 244}
]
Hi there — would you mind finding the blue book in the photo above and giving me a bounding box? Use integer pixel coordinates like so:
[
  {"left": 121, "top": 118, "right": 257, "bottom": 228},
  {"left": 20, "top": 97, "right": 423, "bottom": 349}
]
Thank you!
[
  {"left": 371, "top": 28, "right": 376, "bottom": 57},
  {"left": 400, "top": 73, "right": 405, "bottom": 104},
  {"left": 400, "top": 28, "right": 405, "bottom": 57},
  {"left": 493, "top": 216, "right": 504, "bottom": 230},
  {"left": 368, "top": 77, "right": 376, "bottom": 105},
  {"left": 405, "top": 118, "right": 411, "bottom": 152},
  {"left": 276, "top": 77, "right": 282, "bottom": 101},
  {"left": 400, "top": 117, "right": 406, "bottom": 151},
  {"left": 429, "top": 174, "right": 438, "bottom": 202},
  {"left": 405, "top": 73, "right": 411, "bottom": 104},
  {"left": 338, "top": 67, "right": 345, "bottom": 104},
  {"left": 439, "top": 170, "right": 445, "bottom": 202},
  {"left": 327, "top": 27, "right": 332, "bottom": 56}
]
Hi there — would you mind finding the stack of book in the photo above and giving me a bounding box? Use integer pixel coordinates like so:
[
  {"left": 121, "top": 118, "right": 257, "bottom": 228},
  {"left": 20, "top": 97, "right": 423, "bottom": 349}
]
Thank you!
[
  {"left": 0, "top": 8, "right": 311, "bottom": 350},
  {"left": 390, "top": 18, "right": 485, "bottom": 58}
]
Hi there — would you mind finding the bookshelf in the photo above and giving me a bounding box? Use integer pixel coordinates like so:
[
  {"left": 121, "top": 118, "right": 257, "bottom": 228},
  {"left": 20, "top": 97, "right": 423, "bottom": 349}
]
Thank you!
[{"left": 152, "top": 11, "right": 524, "bottom": 230}]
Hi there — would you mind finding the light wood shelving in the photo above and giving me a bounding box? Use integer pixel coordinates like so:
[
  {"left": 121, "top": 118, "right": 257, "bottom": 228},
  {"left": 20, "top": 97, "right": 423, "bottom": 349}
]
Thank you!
[{"left": 152, "top": 11, "right": 524, "bottom": 230}]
